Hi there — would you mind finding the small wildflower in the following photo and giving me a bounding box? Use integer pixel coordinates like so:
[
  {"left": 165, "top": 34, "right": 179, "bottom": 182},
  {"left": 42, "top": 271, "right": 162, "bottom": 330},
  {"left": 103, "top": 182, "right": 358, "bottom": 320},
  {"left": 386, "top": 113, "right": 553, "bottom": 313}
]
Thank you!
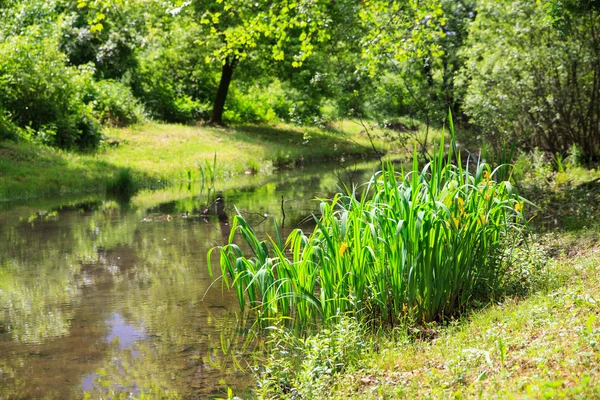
[
  {"left": 339, "top": 242, "right": 348, "bottom": 257},
  {"left": 515, "top": 202, "right": 522, "bottom": 212},
  {"left": 483, "top": 170, "right": 490, "bottom": 181}
]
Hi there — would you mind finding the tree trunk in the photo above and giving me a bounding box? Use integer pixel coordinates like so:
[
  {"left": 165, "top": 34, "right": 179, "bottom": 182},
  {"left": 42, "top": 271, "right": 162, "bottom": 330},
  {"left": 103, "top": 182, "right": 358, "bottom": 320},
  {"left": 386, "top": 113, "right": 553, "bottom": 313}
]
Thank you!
[{"left": 210, "top": 57, "right": 237, "bottom": 125}]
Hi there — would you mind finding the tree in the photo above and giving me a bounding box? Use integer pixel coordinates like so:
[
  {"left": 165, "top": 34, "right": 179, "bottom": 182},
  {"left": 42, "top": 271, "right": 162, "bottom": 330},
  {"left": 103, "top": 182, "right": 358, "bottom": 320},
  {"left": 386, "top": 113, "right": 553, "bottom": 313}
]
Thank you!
[
  {"left": 357, "top": 0, "right": 447, "bottom": 120},
  {"left": 459, "top": 0, "right": 600, "bottom": 160},
  {"left": 192, "top": 0, "right": 333, "bottom": 125}
]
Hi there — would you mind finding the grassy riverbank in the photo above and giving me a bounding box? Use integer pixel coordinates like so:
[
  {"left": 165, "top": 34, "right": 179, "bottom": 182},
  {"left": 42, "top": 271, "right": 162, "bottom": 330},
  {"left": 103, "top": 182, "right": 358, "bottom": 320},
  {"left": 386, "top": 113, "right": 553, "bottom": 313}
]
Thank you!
[
  {"left": 0, "top": 120, "right": 401, "bottom": 201},
  {"left": 334, "top": 234, "right": 600, "bottom": 399},
  {"left": 245, "top": 161, "right": 600, "bottom": 400},
  {"left": 252, "top": 230, "right": 600, "bottom": 399}
]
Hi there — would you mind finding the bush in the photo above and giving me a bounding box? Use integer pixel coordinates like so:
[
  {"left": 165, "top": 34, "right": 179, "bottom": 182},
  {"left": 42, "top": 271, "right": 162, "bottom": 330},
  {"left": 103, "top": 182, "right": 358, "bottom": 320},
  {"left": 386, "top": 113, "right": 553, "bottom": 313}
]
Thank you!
[
  {"left": 498, "top": 239, "right": 551, "bottom": 297},
  {"left": 131, "top": 18, "right": 216, "bottom": 123},
  {"left": 0, "top": 35, "right": 101, "bottom": 149},
  {"left": 0, "top": 111, "right": 19, "bottom": 141},
  {"left": 59, "top": 5, "right": 144, "bottom": 81},
  {"left": 257, "top": 318, "right": 368, "bottom": 399},
  {"left": 88, "top": 80, "right": 145, "bottom": 127},
  {"left": 224, "top": 81, "right": 292, "bottom": 123}
]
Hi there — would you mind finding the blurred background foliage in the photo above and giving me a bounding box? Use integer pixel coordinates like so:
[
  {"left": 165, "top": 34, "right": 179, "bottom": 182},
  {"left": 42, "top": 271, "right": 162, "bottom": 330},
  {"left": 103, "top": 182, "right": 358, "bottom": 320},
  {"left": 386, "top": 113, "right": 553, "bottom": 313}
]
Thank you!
[{"left": 0, "top": 0, "right": 597, "bottom": 162}]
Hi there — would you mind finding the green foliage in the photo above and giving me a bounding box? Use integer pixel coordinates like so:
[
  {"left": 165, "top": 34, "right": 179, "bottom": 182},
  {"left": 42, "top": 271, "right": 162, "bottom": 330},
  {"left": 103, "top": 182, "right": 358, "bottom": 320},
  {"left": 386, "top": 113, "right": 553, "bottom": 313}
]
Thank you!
[
  {"left": 106, "top": 168, "right": 138, "bottom": 197},
  {"left": 210, "top": 128, "right": 527, "bottom": 327},
  {"left": 364, "top": 0, "right": 474, "bottom": 127},
  {"left": 1, "top": 0, "right": 597, "bottom": 163},
  {"left": 315, "top": 237, "right": 600, "bottom": 399},
  {"left": 0, "top": 0, "right": 62, "bottom": 39},
  {"left": 459, "top": 0, "right": 600, "bottom": 159},
  {"left": 130, "top": 13, "right": 216, "bottom": 123},
  {"left": 224, "top": 81, "right": 292, "bottom": 123},
  {"left": 89, "top": 80, "right": 145, "bottom": 126},
  {"left": 497, "top": 239, "right": 552, "bottom": 297},
  {"left": 60, "top": 0, "right": 145, "bottom": 80},
  {"left": 0, "top": 35, "right": 101, "bottom": 149},
  {"left": 193, "top": 0, "right": 332, "bottom": 68},
  {"left": 256, "top": 318, "right": 368, "bottom": 399},
  {"left": 513, "top": 148, "right": 600, "bottom": 231},
  {"left": 513, "top": 148, "right": 554, "bottom": 188},
  {"left": 0, "top": 110, "right": 18, "bottom": 141},
  {"left": 358, "top": 0, "right": 446, "bottom": 72}
]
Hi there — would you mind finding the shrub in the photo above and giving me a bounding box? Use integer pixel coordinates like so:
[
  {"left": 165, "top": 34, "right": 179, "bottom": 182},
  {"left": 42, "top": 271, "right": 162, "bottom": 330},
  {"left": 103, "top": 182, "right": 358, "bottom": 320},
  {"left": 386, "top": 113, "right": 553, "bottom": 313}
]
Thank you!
[
  {"left": 256, "top": 318, "right": 368, "bottom": 399},
  {"left": 0, "top": 111, "right": 19, "bottom": 141},
  {"left": 106, "top": 168, "right": 138, "bottom": 198},
  {"left": 59, "top": 4, "right": 144, "bottom": 81},
  {"left": 0, "top": 35, "right": 101, "bottom": 149},
  {"left": 88, "top": 80, "right": 145, "bottom": 127},
  {"left": 498, "top": 239, "right": 551, "bottom": 297},
  {"left": 224, "top": 81, "right": 292, "bottom": 123},
  {"left": 210, "top": 125, "right": 528, "bottom": 327},
  {"left": 131, "top": 18, "right": 216, "bottom": 123}
]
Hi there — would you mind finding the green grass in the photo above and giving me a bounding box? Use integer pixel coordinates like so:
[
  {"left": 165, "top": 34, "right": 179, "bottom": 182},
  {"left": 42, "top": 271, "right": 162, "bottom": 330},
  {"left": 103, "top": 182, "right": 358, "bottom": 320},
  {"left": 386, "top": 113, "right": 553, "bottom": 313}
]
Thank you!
[
  {"left": 211, "top": 125, "right": 526, "bottom": 327},
  {"left": 254, "top": 232, "right": 600, "bottom": 399},
  {"left": 335, "top": 240, "right": 600, "bottom": 399},
  {"left": 106, "top": 167, "right": 139, "bottom": 198},
  {"left": 0, "top": 120, "right": 390, "bottom": 201},
  {"left": 0, "top": 140, "right": 126, "bottom": 201}
]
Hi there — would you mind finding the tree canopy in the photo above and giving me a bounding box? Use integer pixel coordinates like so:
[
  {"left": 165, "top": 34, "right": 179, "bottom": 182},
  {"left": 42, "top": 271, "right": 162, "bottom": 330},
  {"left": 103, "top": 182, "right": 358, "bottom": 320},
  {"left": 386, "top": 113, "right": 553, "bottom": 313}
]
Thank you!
[{"left": 0, "top": 0, "right": 598, "bottom": 159}]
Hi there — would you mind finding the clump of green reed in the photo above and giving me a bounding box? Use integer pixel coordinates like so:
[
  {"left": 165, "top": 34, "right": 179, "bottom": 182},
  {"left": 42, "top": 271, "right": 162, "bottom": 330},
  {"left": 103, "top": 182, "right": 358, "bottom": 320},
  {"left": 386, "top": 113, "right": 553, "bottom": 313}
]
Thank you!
[
  {"left": 209, "top": 121, "right": 528, "bottom": 327},
  {"left": 199, "top": 152, "right": 217, "bottom": 200},
  {"left": 106, "top": 167, "right": 138, "bottom": 197}
]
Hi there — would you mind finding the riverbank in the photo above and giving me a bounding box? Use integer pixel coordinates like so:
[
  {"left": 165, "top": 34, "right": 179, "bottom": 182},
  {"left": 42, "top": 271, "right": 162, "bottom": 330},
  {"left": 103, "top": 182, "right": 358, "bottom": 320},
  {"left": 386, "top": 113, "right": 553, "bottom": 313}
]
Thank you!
[
  {"left": 253, "top": 229, "right": 600, "bottom": 399},
  {"left": 247, "top": 161, "right": 600, "bottom": 399},
  {"left": 0, "top": 120, "right": 396, "bottom": 201},
  {"left": 341, "top": 234, "right": 600, "bottom": 398}
]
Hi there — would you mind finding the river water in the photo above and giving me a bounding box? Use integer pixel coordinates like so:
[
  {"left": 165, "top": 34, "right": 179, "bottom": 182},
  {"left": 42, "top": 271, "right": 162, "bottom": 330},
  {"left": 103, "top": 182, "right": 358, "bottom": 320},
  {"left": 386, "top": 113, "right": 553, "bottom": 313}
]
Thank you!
[{"left": 0, "top": 161, "right": 378, "bottom": 399}]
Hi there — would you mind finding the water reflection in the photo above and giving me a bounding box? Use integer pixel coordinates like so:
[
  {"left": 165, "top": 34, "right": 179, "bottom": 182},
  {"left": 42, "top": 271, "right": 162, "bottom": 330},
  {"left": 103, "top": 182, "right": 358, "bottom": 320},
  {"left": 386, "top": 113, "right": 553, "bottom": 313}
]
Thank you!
[
  {"left": 0, "top": 160, "right": 381, "bottom": 398},
  {"left": 104, "top": 313, "right": 145, "bottom": 349}
]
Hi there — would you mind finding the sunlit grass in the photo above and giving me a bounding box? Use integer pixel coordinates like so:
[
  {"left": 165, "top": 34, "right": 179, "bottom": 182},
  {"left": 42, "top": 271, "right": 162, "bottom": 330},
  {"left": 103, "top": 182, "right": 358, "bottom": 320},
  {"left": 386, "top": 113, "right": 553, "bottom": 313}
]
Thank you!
[
  {"left": 253, "top": 235, "right": 600, "bottom": 399},
  {"left": 0, "top": 121, "right": 386, "bottom": 201}
]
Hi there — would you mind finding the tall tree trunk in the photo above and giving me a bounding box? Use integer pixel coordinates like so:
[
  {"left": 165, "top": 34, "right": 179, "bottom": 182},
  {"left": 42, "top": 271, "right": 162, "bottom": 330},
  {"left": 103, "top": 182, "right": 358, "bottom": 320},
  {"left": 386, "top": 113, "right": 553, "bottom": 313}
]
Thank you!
[{"left": 210, "top": 57, "right": 237, "bottom": 125}]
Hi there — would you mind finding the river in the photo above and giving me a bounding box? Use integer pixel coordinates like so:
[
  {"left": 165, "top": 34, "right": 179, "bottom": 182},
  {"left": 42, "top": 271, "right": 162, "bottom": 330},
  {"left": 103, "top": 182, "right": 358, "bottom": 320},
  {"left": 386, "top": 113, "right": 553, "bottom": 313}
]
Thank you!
[{"left": 0, "top": 160, "right": 379, "bottom": 399}]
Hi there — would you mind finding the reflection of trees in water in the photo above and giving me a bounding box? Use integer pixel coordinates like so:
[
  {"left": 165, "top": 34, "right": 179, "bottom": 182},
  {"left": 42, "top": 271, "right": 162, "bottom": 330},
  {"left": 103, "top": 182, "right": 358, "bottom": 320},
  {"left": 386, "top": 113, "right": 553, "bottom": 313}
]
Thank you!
[
  {"left": 0, "top": 159, "right": 383, "bottom": 397},
  {"left": 0, "top": 200, "right": 138, "bottom": 344},
  {"left": 84, "top": 311, "right": 255, "bottom": 399},
  {"left": 0, "top": 294, "right": 112, "bottom": 398}
]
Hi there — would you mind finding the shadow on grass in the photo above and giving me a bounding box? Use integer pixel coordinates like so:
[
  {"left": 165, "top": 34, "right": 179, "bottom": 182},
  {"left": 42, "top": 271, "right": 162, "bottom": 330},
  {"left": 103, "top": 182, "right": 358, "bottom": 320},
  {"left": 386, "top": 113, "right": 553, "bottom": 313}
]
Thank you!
[
  {"left": 0, "top": 141, "right": 159, "bottom": 201},
  {"left": 522, "top": 179, "right": 600, "bottom": 232},
  {"left": 226, "top": 124, "right": 379, "bottom": 166}
]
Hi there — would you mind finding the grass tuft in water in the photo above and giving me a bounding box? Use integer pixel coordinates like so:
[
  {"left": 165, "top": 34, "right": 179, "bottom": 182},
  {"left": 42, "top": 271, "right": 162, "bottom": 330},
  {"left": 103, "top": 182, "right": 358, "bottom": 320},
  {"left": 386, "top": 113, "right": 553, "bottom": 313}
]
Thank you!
[
  {"left": 106, "top": 168, "right": 138, "bottom": 197},
  {"left": 209, "top": 123, "right": 528, "bottom": 327}
]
